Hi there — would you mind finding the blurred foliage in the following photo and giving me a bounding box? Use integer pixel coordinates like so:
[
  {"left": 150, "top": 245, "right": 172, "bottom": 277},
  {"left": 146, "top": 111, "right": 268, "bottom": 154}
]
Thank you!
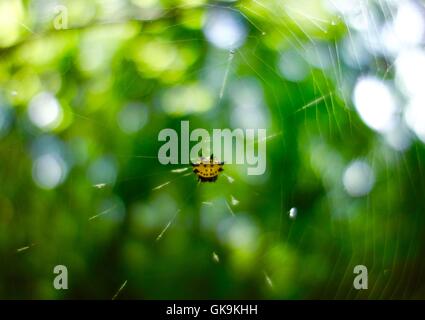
[{"left": 0, "top": 0, "right": 425, "bottom": 299}]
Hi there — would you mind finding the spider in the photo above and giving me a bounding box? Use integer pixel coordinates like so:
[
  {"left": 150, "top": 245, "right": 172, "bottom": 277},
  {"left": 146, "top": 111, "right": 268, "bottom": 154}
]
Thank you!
[{"left": 191, "top": 154, "right": 224, "bottom": 183}]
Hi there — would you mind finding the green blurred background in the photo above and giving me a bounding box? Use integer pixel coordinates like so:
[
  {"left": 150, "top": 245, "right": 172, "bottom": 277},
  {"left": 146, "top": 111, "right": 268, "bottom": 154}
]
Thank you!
[{"left": 1, "top": 0, "right": 425, "bottom": 299}]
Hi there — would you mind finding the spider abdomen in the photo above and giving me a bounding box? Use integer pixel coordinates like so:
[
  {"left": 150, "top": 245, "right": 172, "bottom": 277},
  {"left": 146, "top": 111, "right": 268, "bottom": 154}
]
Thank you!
[{"left": 191, "top": 155, "right": 224, "bottom": 182}]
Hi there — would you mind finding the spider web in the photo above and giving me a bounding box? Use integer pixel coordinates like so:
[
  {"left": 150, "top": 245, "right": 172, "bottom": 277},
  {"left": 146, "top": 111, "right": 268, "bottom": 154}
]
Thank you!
[{"left": 1, "top": 0, "right": 425, "bottom": 299}]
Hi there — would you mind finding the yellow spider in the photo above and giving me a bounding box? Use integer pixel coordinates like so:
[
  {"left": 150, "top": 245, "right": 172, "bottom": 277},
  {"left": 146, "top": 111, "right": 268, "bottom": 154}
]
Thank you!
[{"left": 191, "top": 154, "right": 224, "bottom": 182}]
